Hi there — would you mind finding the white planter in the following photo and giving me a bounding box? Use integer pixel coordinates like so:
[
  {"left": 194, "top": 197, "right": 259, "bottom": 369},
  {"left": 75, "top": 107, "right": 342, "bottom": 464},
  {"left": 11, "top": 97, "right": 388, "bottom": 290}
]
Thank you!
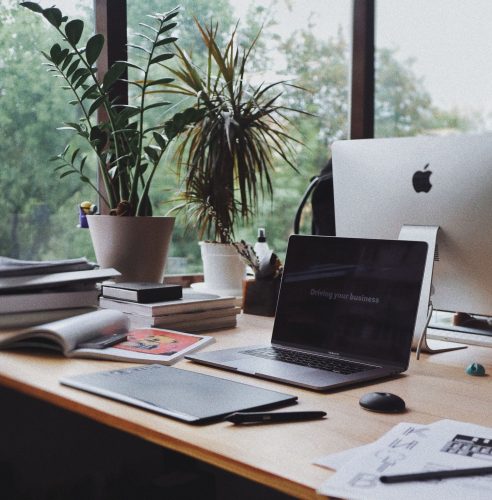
[
  {"left": 87, "top": 215, "right": 174, "bottom": 283},
  {"left": 199, "top": 241, "right": 246, "bottom": 296}
]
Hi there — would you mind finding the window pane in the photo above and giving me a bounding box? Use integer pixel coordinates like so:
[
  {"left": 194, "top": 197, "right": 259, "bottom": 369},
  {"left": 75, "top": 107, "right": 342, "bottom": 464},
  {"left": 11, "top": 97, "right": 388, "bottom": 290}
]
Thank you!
[
  {"left": 127, "top": 0, "right": 351, "bottom": 272},
  {"left": 0, "top": 0, "right": 95, "bottom": 260},
  {"left": 375, "top": 0, "right": 492, "bottom": 138}
]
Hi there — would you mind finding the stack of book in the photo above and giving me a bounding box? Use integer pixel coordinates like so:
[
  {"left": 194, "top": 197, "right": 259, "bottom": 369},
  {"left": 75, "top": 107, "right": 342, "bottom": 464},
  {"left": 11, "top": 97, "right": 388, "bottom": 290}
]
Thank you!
[
  {"left": 99, "top": 283, "right": 240, "bottom": 332},
  {"left": 0, "top": 257, "right": 119, "bottom": 329}
]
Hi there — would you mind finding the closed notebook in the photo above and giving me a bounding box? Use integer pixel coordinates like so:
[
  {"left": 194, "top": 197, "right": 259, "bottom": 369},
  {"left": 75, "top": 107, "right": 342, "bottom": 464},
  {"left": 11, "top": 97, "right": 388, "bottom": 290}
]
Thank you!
[
  {"left": 60, "top": 364, "right": 297, "bottom": 424},
  {"left": 101, "top": 282, "right": 183, "bottom": 303}
]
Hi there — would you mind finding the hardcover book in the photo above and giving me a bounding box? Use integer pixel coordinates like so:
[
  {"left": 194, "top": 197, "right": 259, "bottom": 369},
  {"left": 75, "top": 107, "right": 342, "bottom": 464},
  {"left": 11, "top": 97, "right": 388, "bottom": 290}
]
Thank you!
[
  {"left": 0, "top": 309, "right": 214, "bottom": 365},
  {"left": 0, "top": 267, "right": 120, "bottom": 293},
  {"left": 0, "top": 289, "right": 100, "bottom": 314},
  {"left": 99, "top": 289, "right": 237, "bottom": 317},
  {"left": 102, "top": 282, "right": 182, "bottom": 303}
]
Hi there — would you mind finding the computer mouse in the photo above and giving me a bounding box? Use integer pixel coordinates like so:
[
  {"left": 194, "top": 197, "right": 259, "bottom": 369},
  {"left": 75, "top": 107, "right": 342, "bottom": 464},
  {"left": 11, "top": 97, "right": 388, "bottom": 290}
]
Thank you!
[{"left": 359, "top": 392, "right": 406, "bottom": 413}]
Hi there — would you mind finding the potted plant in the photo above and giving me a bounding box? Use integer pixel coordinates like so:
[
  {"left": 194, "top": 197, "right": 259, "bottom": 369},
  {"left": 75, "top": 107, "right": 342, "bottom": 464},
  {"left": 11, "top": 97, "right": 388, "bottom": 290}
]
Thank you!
[
  {"left": 21, "top": 2, "right": 202, "bottom": 282},
  {"left": 167, "top": 20, "right": 303, "bottom": 295}
]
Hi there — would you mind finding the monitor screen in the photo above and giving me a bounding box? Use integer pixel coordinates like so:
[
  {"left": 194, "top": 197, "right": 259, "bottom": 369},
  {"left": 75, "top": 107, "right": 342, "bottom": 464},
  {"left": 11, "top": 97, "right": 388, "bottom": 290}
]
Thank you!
[{"left": 332, "top": 133, "right": 492, "bottom": 317}]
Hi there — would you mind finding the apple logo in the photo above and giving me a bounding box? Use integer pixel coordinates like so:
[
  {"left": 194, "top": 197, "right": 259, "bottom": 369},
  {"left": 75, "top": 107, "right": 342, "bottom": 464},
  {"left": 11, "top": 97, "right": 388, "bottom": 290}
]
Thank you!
[{"left": 412, "top": 163, "right": 432, "bottom": 193}]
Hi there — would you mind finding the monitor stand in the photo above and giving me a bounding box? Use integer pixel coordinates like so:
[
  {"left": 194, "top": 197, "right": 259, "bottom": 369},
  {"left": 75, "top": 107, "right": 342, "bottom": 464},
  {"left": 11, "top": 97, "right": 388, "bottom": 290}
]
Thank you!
[{"left": 398, "top": 225, "right": 467, "bottom": 359}]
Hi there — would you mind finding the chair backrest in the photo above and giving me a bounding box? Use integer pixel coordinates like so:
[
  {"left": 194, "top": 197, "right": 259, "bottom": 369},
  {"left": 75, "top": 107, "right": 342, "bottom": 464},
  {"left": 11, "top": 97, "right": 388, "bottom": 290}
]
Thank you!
[{"left": 293, "top": 159, "right": 335, "bottom": 235}]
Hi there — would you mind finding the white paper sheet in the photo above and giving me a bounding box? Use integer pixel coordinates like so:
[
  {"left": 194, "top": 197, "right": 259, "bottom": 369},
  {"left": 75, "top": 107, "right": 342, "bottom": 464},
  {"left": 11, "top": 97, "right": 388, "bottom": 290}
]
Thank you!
[{"left": 318, "top": 419, "right": 492, "bottom": 499}]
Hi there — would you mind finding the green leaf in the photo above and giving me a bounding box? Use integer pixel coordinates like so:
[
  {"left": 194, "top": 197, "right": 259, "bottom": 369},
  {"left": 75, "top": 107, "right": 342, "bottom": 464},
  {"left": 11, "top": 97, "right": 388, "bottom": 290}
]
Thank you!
[
  {"left": 127, "top": 43, "right": 151, "bottom": 54},
  {"left": 61, "top": 53, "right": 75, "bottom": 71},
  {"left": 85, "top": 34, "right": 104, "bottom": 66},
  {"left": 56, "top": 126, "right": 78, "bottom": 131},
  {"left": 158, "top": 22, "right": 177, "bottom": 35},
  {"left": 155, "top": 36, "right": 178, "bottom": 48},
  {"left": 150, "top": 53, "right": 174, "bottom": 65},
  {"left": 80, "top": 175, "right": 90, "bottom": 183},
  {"left": 49, "top": 44, "right": 63, "bottom": 65},
  {"left": 42, "top": 7, "right": 63, "bottom": 28},
  {"left": 88, "top": 95, "right": 106, "bottom": 116},
  {"left": 103, "top": 61, "right": 126, "bottom": 90},
  {"left": 143, "top": 102, "right": 171, "bottom": 112},
  {"left": 138, "top": 23, "right": 159, "bottom": 34},
  {"left": 41, "top": 50, "right": 52, "bottom": 62},
  {"left": 153, "top": 131, "right": 168, "bottom": 150},
  {"left": 20, "top": 2, "right": 44, "bottom": 14},
  {"left": 122, "top": 61, "right": 146, "bottom": 73},
  {"left": 144, "top": 77, "right": 174, "bottom": 88},
  {"left": 79, "top": 156, "right": 87, "bottom": 175},
  {"left": 70, "top": 148, "right": 80, "bottom": 164},
  {"left": 162, "top": 10, "right": 179, "bottom": 23},
  {"left": 80, "top": 84, "right": 99, "bottom": 101},
  {"left": 71, "top": 67, "right": 87, "bottom": 84},
  {"left": 60, "top": 170, "right": 77, "bottom": 179},
  {"left": 144, "top": 146, "right": 160, "bottom": 163},
  {"left": 65, "top": 19, "right": 84, "bottom": 46},
  {"left": 66, "top": 59, "right": 80, "bottom": 77}
]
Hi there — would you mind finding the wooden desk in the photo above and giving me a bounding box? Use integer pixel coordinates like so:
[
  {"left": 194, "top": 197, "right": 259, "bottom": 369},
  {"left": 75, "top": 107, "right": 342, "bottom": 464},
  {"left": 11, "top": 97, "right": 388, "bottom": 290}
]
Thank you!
[{"left": 1, "top": 313, "right": 491, "bottom": 499}]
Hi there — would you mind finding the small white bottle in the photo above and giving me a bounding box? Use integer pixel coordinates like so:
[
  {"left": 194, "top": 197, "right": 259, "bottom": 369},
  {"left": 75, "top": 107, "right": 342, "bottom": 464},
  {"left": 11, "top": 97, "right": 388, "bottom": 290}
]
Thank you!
[{"left": 254, "top": 228, "right": 271, "bottom": 263}]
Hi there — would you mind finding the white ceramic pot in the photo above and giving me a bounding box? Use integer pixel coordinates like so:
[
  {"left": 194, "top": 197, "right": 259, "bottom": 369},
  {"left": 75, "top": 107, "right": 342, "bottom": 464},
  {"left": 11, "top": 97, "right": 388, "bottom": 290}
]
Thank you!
[
  {"left": 87, "top": 215, "right": 175, "bottom": 282},
  {"left": 199, "top": 241, "right": 246, "bottom": 296}
]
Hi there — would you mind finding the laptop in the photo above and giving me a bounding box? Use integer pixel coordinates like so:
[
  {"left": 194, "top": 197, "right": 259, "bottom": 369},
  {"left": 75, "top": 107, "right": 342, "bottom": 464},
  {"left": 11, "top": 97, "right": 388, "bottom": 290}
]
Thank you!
[{"left": 186, "top": 235, "right": 428, "bottom": 391}]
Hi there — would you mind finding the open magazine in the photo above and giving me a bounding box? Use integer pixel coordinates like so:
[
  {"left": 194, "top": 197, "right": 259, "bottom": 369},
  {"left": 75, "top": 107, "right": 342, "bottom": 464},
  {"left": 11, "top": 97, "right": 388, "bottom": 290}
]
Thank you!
[{"left": 0, "top": 309, "right": 214, "bottom": 364}]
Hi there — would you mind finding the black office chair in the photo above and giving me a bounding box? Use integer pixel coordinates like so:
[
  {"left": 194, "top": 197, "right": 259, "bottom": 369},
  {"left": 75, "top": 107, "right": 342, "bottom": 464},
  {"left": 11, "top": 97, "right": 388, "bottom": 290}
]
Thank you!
[{"left": 293, "top": 158, "right": 336, "bottom": 236}]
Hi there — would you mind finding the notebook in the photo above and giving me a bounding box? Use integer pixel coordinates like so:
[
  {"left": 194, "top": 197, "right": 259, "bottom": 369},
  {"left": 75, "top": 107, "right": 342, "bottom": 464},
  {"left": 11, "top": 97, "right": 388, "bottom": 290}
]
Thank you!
[
  {"left": 60, "top": 364, "right": 297, "bottom": 424},
  {"left": 186, "top": 235, "right": 428, "bottom": 391}
]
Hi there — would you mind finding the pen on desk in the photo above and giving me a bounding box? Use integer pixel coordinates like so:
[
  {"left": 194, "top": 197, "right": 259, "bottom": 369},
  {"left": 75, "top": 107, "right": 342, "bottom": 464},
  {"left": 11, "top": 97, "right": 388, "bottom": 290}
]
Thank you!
[
  {"left": 380, "top": 465, "right": 492, "bottom": 484},
  {"left": 225, "top": 411, "right": 327, "bottom": 424}
]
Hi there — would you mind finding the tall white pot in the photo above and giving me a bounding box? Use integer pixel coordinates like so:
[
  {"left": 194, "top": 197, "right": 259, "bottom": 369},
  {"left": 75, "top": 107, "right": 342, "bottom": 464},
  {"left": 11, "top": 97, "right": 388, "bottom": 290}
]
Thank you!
[
  {"left": 199, "top": 242, "right": 246, "bottom": 296},
  {"left": 87, "top": 215, "right": 175, "bottom": 283}
]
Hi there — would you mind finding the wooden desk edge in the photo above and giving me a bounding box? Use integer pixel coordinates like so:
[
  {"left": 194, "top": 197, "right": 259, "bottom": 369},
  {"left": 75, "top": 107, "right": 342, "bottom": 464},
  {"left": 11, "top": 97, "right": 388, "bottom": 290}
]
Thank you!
[{"left": 0, "top": 371, "right": 324, "bottom": 500}]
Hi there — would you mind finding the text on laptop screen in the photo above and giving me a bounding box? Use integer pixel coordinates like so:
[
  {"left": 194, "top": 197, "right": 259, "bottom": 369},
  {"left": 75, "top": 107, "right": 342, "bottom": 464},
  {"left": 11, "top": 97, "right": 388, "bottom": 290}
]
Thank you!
[{"left": 272, "top": 236, "right": 427, "bottom": 366}]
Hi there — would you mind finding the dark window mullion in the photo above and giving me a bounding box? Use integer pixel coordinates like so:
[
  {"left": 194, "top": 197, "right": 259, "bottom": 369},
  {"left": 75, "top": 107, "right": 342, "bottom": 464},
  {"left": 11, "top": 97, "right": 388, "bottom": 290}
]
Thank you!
[
  {"left": 94, "top": 0, "right": 128, "bottom": 212},
  {"left": 350, "top": 0, "right": 375, "bottom": 139}
]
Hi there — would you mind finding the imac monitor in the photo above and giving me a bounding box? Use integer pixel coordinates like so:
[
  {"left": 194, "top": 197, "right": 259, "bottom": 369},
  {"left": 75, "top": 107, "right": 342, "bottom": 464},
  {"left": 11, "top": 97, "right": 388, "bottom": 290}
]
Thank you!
[{"left": 332, "top": 134, "right": 492, "bottom": 318}]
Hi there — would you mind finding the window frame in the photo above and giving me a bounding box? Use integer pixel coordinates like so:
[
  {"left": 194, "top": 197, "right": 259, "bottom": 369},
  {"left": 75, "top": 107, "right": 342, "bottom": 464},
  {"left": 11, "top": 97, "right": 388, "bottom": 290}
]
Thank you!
[{"left": 93, "top": 0, "right": 376, "bottom": 197}]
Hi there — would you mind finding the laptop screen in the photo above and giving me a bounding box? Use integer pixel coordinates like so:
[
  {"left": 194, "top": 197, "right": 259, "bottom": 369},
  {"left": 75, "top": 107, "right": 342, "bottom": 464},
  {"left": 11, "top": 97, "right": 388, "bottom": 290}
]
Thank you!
[{"left": 272, "top": 236, "right": 427, "bottom": 367}]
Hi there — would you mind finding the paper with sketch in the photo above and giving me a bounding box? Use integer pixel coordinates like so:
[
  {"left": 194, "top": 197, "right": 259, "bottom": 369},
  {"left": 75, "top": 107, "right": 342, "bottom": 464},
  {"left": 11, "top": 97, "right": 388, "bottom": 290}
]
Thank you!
[
  {"left": 314, "top": 443, "right": 373, "bottom": 470},
  {"left": 318, "top": 419, "right": 492, "bottom": 500}
]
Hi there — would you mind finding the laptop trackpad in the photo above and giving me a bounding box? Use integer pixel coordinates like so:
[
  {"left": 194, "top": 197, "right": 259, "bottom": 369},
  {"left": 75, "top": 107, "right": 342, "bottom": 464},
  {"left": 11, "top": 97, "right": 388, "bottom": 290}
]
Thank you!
[{"left": 223, "top": 357, "right": 321, "bottom": 378}]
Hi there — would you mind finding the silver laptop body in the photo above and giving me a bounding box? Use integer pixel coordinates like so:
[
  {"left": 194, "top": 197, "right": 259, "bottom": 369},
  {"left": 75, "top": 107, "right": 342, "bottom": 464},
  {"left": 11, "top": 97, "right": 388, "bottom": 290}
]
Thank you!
[{"left": 187, "top": 235, "right": 427, "bottom": 391}]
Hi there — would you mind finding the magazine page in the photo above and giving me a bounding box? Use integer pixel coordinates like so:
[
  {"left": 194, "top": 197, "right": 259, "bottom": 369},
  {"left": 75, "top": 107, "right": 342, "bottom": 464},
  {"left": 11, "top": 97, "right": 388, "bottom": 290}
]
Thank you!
[
  {"left": 0, "top": 309, "right": 128, "bottom": 355},
  {"left": 73, "top": 328, "right": 215, "bottom": 364}
]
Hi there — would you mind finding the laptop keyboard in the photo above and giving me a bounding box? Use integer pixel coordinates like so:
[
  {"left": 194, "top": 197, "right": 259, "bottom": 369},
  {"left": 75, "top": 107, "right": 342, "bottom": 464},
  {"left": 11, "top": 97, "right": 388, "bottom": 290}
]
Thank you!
[{"left": 241, "top": 346, "right": 376, "bottom": 375}]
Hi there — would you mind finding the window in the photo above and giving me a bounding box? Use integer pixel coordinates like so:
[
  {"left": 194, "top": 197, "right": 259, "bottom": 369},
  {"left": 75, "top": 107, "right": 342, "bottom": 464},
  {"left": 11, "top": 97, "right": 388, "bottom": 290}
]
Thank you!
[
  {"left": 375, "top": 0, "right": 492, "bottom": 137},
  {"left": 0, "top": 0, "right": 95, "bottom": 260}
]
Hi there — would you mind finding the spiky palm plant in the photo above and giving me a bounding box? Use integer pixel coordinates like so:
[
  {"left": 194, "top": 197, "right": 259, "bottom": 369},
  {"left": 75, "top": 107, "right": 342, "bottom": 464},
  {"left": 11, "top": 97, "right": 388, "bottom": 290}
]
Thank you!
[{"left": 166, "top": 20, "right": 304, "bottom": 242}]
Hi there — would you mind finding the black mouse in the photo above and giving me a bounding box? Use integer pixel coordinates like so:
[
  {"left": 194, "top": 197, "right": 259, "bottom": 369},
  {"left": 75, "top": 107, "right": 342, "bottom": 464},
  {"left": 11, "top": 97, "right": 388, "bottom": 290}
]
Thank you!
[{"left": 359, "top": 392, "right": 406, "bottom": 413}]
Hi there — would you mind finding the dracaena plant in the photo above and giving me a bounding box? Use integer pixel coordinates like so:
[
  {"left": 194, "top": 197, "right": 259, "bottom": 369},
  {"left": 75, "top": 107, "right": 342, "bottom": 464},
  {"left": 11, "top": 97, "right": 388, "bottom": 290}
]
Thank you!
[
  {"left": 21, "top": 2, "right": 202, "bottom": 216},
  {"left": 165, "top": 20, "right": 304, "bottom": 242}
]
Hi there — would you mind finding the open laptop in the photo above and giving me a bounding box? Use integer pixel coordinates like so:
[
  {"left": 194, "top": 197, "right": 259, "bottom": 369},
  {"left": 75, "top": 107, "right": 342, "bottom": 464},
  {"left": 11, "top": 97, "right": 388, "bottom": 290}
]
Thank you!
[{"left": 186, "top": 235, "right": 427, "bottom": 391}]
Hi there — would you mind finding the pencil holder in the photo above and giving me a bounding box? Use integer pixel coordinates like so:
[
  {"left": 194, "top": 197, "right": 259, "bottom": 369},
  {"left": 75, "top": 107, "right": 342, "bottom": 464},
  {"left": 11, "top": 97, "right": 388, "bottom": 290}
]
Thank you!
[{"left": 242, "top": 276, "right": 281, "bottom": 316}]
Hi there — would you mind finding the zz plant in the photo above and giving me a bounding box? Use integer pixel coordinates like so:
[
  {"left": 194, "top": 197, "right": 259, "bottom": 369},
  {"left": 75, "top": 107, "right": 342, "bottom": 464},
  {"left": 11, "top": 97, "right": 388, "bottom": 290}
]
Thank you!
[{"left": 21, "top": 2, "right": 202, "bottom": 216}]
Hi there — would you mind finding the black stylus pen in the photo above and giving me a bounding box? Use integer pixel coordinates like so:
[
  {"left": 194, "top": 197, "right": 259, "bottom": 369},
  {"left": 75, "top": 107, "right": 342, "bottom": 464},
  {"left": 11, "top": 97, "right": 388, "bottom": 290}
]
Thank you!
[
  {"left": 225, "top": 411, "right": 327, "bottom": 424},
  {"left": 380, "top": 465, "right": 492, "bottom": 484}
]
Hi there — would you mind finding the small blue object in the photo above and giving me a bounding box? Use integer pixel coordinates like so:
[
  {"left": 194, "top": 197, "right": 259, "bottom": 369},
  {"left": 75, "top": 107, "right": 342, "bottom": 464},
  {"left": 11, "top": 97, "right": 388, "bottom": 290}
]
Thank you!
[
  {"left": 465, "top": 362, "right": 486, "bottom": 376},
  {"left": 78, "top": 201, "right": 97, "bottom": 228}
]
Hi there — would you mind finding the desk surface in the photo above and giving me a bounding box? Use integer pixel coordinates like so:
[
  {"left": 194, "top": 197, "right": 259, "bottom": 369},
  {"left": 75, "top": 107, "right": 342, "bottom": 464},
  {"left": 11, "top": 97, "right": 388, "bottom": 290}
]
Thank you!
[{"left": 1, "top": 314, "right": 492, "bottom": 499}]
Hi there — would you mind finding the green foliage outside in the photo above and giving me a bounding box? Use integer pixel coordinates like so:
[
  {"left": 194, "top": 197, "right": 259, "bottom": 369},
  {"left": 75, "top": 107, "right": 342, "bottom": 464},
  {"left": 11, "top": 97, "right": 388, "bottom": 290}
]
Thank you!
[{"left": 0, "top": 0, "right": 483, "bottom": 270}]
